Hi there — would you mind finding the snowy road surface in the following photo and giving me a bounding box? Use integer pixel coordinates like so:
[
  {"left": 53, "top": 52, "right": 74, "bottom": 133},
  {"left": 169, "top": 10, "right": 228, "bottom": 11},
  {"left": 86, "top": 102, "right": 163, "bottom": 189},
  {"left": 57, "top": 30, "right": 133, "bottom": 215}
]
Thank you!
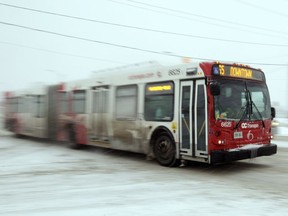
[{"left": 0, "top": 135, "right": 288, "bottom": 216}]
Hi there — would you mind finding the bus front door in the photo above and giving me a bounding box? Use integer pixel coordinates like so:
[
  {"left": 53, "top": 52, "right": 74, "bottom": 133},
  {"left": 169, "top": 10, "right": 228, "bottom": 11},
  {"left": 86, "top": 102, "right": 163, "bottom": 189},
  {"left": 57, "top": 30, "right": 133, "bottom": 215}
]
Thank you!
[
  {"left": 180, "top": 81, "right": 193, "bottom": 156},
  {"left": 180, "top": 80, "right": 208, "bottom": 159},
  {"left": 194, "top": 80, "right": 208, "bottom": 158}
]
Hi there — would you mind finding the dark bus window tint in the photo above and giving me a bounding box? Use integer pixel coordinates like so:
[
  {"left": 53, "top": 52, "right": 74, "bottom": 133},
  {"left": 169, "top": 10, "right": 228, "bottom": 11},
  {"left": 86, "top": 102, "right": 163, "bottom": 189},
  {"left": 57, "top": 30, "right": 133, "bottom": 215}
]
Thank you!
[
  {"left": 37, "top": 95, "right": 45, "bottom": 117},
  {"left": 32, "top": 96, "right": 38, "bottom": 116},
  {"left": 145, "top": 82, "right": 174, "bottom": 121},
  {"left": 196, "top": 85, "right": 206, "bottom": 151},
  {"left": 8, "top": 97, "right": 18, "bottom": 113},
  {"left": 115, "top": 85, "right": 137, "bottom": 120},
  {"left": 72, "top": 90, "right": 86, "bottom": 114},
  {"left": 93, "top": 90, "right": 109, "bottom": 114},
  {"left": 32, "top": 95, "right": 45, "bottom": 117},
  {"left": 59, "top": 92, "right": 68, "bottom": 114},
  {"left": 18, "top": 97, "right": 25, "bottom": 113}
]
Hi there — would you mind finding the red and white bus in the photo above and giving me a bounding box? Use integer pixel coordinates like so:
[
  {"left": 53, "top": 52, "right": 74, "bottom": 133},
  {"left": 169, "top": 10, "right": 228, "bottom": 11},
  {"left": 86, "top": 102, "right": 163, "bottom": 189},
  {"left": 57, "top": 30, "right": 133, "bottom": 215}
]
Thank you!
[
  {"left": 4, "top": 83, "right": 65, "bottom": 140},
  {"left": 4, "top": 61, "right": 277, "bottom": 166}
]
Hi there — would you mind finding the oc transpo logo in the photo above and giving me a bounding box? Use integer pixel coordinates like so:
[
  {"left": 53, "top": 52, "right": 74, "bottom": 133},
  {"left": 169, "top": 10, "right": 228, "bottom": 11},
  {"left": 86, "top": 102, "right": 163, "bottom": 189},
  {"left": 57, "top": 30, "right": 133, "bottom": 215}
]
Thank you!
[{"left": 241, "top": 123, "right": 259, "bottom": 129}]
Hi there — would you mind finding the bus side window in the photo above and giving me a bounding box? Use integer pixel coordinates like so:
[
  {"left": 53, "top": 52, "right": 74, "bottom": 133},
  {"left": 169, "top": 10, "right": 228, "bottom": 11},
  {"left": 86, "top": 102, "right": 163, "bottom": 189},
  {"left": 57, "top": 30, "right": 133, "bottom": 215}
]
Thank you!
[
  {"left": 59, "top": 92, "right": 68, "bottom": 114},
  {"left": 144, "top": 82, "right": 174, "bottom": 122},
  {"left": 72, "top": 90, "right": 86, "bottom": 114},
  {"left": 8, "top": 97, "right": 19, "bottom": 113},
  {"left": 115, "top": 85, "right": 138, "bottom": 120},
  {"left": 37, "top": 95, "right": 45, "bottom": 117}
]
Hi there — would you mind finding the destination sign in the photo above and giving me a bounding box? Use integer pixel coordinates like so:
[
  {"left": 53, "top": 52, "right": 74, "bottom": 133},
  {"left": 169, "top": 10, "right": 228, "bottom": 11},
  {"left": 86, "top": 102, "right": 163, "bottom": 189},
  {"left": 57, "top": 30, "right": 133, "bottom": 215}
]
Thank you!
[
  {"left": 148, "top": 85, "right": 172, "bottom": 92},
  {"left": 212, "top": 64, "right": 265, "bottom": 81},
  {"left": 146, "top": 82, "right": 174, "bottom": 95}
]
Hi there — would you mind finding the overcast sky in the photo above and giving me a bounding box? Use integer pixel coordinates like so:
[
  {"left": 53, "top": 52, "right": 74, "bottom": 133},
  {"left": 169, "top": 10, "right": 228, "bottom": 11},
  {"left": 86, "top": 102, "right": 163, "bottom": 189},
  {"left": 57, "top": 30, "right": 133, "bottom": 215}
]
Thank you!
[{"left": 0, "top": 0, "right": 287, "bottom": 115}]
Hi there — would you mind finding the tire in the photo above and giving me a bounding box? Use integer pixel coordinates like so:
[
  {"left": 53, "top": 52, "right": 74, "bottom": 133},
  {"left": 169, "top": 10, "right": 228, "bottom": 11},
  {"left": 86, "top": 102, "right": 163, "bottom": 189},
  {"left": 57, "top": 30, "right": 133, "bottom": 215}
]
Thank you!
[
  {"left": 153, "top": 133, "right": 180, "bottom": 167},
  {"left": 67, "top": 129, "right": 82, "bottom": 149},
  {"left": 11, "top": 121, "right": 23, "bottom": 138}
]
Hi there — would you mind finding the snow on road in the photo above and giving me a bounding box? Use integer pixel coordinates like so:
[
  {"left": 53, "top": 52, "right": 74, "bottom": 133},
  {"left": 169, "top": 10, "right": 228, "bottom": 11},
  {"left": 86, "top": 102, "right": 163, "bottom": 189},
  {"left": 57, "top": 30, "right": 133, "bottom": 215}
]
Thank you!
[{"left": 0, "top": 135, "right": 288, "bottom": 216}]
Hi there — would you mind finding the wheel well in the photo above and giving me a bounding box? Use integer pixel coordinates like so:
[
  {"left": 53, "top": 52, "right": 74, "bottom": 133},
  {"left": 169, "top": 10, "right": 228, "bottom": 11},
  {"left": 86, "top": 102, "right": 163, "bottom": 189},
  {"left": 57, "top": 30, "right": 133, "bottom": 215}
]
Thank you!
[
  {"left": 65, "top": 123, "right": 75, "bottom": 140},
  {"left": 66, "top": 123, "right": 74, "bottom": 131},
  {"left": 150, "top": 126, "right": 175, "bottom": 147},
  {"left": 7, "top": 118, "right": 18, "bottom": 132},
  {"left": 64, "top": 123, "right": 83, "bottom": 149},
  {"left": 5, "top": 118, "right": 13, "bottom": 130},
  {"left": 150, "top": 126, "right": 180, "bottom": 167}
]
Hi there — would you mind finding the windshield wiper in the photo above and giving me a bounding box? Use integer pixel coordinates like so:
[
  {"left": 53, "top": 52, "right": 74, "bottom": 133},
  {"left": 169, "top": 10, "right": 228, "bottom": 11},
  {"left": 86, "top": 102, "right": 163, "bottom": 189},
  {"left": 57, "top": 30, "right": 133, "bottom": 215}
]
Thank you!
[
  {"left": 234, "top": 104, "right": 249, "bottom": 130},
  {"left": 246, "top": 87, "right": 265, "bottom": 128},
  {"left": 234, "top": 88, "right": 265, "bottom": 129},
  {"left": 251, "top": 100, "right": 265, "bottom": 128},
  {"left": 234, "top": 83, "right": 254, "bottom": 129},
  {"left": 234, "top": 89, "right": 251, "bottom": 130}
]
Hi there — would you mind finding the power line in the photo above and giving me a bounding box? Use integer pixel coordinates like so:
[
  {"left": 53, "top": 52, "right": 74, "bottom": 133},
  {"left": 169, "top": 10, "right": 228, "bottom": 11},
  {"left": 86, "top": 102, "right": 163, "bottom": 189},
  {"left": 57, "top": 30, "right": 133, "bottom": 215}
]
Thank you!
[
  {"left": 0, "top": 41, "right": 126, "bottom": 64},
  {"left": 238, "top": 0, "right": 288, "bottom": 18},
  {"left": 0, "top": 20, "right": 189, "bottom": 57},
  {"left": 113, "top": 0, "right": 288, "bottom": 38},
  {"left": 1, "top": 20, "right": 288, "bottom": 67},
  {"left": 128, "top": 0, "right": 288, "bottom": 33},
  {"left": 0, "top": 2, "right": 288, "bottom": 47},
  {"left": 109, "top": 0, "right": 237, "bottom": 31}
]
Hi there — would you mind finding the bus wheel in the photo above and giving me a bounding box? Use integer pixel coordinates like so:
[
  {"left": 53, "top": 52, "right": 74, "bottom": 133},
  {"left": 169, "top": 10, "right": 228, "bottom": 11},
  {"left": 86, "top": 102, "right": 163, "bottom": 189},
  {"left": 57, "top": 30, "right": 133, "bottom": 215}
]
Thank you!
[
  {"left": 67, "top": 129, "right": 82, "bottom": 149},
  {"left": 153, "top": 133, "right": 180, "bottom": 167}
]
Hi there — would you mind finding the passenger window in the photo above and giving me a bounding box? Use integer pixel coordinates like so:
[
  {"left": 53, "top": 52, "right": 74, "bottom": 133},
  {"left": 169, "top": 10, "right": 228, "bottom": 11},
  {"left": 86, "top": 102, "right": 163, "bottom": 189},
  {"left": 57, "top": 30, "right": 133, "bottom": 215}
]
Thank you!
[
  {"left": 59, "top": 92, "right": 68, "bottom": 114},
  {"left": 72, "top": 90, "right": 86, "bottom": 114},
  {"left": 7, "top": 97, "right": 18, "bottom": 113},
  {"left": 115, "top": 85, "right": 137, "bottom": 120},
  {"left": 37, "top": 95, "right": 45, "bottom": 117},
  {"left": 144, "top": 82, "right": 174, "bottom": 121}
]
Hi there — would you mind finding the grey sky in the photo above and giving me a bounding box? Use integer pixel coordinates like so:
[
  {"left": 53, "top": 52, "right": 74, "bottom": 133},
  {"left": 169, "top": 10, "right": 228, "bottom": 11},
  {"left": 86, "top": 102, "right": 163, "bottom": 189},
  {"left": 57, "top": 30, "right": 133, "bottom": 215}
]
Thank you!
[{"left": 0, "top": 0, "right": 287, "bottom": 115}]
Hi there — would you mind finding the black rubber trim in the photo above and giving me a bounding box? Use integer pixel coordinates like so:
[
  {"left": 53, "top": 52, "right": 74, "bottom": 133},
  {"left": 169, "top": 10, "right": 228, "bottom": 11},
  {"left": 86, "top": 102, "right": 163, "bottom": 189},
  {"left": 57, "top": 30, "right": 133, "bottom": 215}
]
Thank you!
[{"left": 210, "top": 144, "right": 277, "bottom": 164}]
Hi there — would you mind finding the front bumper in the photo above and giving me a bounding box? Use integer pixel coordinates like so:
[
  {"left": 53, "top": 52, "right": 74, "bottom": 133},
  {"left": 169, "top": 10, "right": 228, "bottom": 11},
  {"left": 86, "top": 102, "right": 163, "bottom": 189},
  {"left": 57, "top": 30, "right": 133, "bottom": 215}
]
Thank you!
[{"left": 210, "top": 144, "right": 277, "bottom": 164}]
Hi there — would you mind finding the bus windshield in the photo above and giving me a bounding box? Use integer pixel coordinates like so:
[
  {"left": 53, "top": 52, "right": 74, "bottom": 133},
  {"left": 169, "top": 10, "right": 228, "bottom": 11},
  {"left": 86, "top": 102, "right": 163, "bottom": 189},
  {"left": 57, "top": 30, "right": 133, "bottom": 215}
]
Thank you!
[{"left": 214, "top": 79, "right": 271, "bottom": 121}]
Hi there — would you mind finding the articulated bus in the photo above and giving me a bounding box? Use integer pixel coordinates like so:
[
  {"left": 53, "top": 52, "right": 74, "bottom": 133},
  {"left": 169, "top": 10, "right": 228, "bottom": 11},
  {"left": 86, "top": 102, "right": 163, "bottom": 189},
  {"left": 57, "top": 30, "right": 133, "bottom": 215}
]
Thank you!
[
  {"left": 4, "top": 61, "right": 277, "bottom": 166},
  {"left": 4, "top": 84, "right": 61, "bottom": 140}
]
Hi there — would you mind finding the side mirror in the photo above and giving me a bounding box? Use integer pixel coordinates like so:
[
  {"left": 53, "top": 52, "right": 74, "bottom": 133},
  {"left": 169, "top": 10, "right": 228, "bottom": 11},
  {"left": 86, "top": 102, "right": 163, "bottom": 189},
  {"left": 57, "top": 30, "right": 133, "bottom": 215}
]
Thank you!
[
  {"left": 271, "top": 107, "right": 276, "bottom": 119},
  {"left": 210, "top": 82, "right": 220, "bottom": 96}
]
